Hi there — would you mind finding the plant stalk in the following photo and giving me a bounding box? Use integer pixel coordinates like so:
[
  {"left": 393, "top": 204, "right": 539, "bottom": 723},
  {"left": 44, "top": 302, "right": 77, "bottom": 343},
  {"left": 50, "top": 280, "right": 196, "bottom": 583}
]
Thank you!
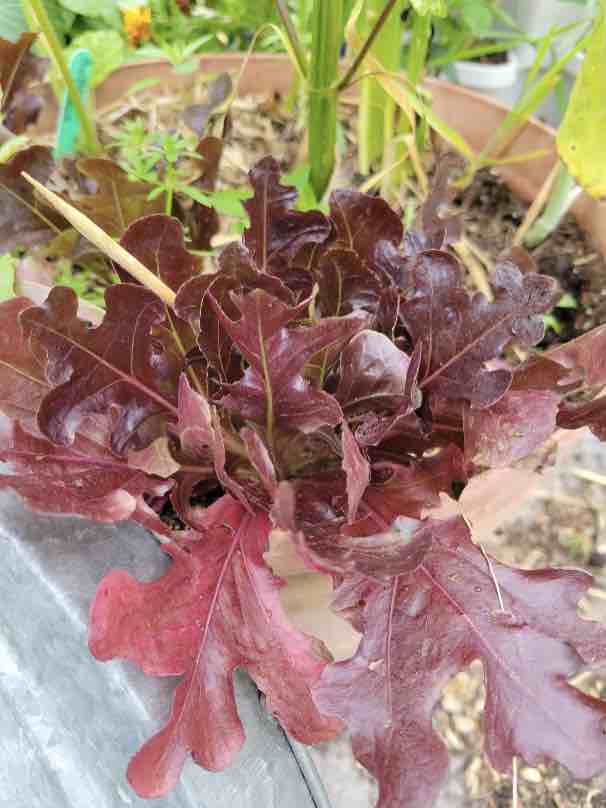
[
  {"left": 338, "top": 0, "right": 400, "bottom": 91},
  {"left": 308, "top": 0, "right": 343, "bottom": 199},
  {"left": 357, "top": 0, "right": 404, "bottom": 175},
  {"left": 406, "top": 9, "right": 432, "bottom": 87},
  {"left": 524, "top": 163, "right": 581, "bottom": 248},
  {"left": 275, "top": 0, "right": 309, "bottom": 78},
  {"left": 26, "top": 0, "right": 101, "bottom": 155}
]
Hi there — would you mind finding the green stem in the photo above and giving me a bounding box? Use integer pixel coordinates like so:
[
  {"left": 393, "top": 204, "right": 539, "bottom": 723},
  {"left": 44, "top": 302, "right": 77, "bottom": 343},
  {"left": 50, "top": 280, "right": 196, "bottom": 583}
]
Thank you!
[
  {"left": 275, "top": 0, "right": 309, "bottom": 78},
  {"left": 524, "top": 163, "right": 581, "bottom": 248},
  {"left": 308, "top": 0, "right": 343, "bottom": 200},
  {"left": 337, "top": 0, "right": 400, "bottom": 91},
  {"left": 406, "top": 10, "right": 432, "bottom": 88},
  {"left": 26, "top": 0, "right": 101, "bottom": 155},
  {"left": 164, "top": 166, "right": 174, "bottom": 216},
  {"left": 357, "top": 0, "right": 404, "bottom": 175}
]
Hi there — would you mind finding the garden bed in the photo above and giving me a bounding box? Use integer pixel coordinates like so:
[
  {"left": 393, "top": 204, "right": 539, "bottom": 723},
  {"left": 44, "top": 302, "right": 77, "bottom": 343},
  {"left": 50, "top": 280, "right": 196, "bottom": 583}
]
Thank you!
[
  {"left": 11, "top": 51, "right": 606, "bottom": 808},
  {"left": 29, "top": 63, "right": 606, "bottom": 347}
]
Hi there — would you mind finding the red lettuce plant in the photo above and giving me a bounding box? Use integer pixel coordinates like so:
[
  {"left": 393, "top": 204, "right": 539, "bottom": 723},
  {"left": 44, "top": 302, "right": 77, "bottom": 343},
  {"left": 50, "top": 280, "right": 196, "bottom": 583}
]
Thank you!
[{"left": 1, "top": 156, "right": 606, "bottom": 806}]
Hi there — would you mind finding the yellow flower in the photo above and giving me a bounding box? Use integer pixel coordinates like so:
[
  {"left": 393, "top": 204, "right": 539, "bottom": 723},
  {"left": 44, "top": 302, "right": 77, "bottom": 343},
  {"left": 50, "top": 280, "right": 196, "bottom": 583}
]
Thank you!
[{"left": 122, "top": 6, "right": 152, "bottom": 47}]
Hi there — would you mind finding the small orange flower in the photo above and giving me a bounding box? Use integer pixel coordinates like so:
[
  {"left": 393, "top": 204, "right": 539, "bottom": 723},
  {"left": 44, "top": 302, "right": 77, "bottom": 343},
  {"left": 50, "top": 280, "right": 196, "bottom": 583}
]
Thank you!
[{"left": 122, "top": 6, "right": 152, "bottom": 47}]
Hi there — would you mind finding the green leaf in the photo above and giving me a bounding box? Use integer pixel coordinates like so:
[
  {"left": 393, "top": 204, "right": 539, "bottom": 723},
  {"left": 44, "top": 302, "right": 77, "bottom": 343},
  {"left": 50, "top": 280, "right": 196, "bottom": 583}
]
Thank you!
[
  {"left": 147, "top": 186, "right": 166, "bottom": 201},
  {"left": 181, "top": 185, "right": 251, "bottom": 218},
  {"left": 410, "top": 0, "right": 447, "bottom": 16},
  {"left": 0, "top": 254, "right": 16, "bottom": 302},
  {"left": 557, "top": 0, "right": 606, "bottom": 198},
  {"left": 556, "top": 292, "right": 578, "bottom": 309},
  {"left": 281, "top": 165, "right": 318, "bottom": 211},
  {"left": 207, "top": 189, "right": 251, "bottom": 217},
  {"left": 52, "top": 30, "right": 126, "bottom": 90},
  {"left": 55, "top": 0, "right": 118, "bottom": 18},
  {"left": 0, "top": 0, "right": 27, "bottom": 42},
  {"left": 21, "top": 0, "right": 76, "bottom": 42},
  {"left": 459, "top": 0, "right": 493, "bottom": 36},
  {"left": 0, "top": 136, "right": 28, "bottom": 163},
  {"left": 180, "top": 185, "right": 212, "bottom": 206}
]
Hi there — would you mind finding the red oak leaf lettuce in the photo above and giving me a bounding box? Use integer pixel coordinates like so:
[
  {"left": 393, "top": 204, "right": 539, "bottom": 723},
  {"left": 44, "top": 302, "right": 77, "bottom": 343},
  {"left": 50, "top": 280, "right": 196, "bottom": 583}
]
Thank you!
[
  {"left": 401, "top": 251, "right": 559, "bottom": 408},
  {"left": 314, "top": 517, "right": 606, "bottom": 808},
  {"left": 20, "top": 284, "right": 181, "bottom": 454},
  {"left": 89, "top": 495, "right": 340, "bottom": 797},
  {"left": 209, "top": 288, "right": 368, "bottom": 432},
  {"left": 0, "top": 153, "right": 605, "bottom": 808}
]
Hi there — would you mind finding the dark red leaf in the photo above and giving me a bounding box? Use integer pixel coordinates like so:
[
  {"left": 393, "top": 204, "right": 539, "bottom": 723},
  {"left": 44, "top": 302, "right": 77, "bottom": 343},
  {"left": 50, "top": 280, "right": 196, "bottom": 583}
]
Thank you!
[
  {"left": 20, "top": 285, "right": 181, "bottom": 454},
  {"left": 342, "top": 421, "right": 370, "bottom": 523},
  {"left": 464, "top": 389, "right": 560, "bottom": 467},
  {"left": 0, "top": 416, "right": 167, "bottom": 522},
  {"left": 404, "top": 154, "right": 462, "bottom": 255},
  {"left": 174, "top": 242, "right": 292, "bottom": 380},
  {"left": 89, "top": 496, "right": 341, "bottom": 797},
  {"left": 0, "top": 296, "right": 47, "bottom": 426},
  {"left": 401, "top": 251, "right": 559, "bottom": 407},
  {"left": 315, "top": 517, "right": 606, "bottom": 808},
  {"left": 317, "top": 248, "right": 384, "bottom": 317},
  {"left": 329, "top": 188, "right": 409, "bottom": 287},
  {"left": 210, "top": 289, "right": 368, "bottom": 433},
  {"left": 513, "top": 326, "right": 606, "bottom": 395},
  {"left": 0, "top": 147, "right": 66, "bottom": 252},
  {"left": 557, "top": 398, "right": 606, "bottom": 441},
  {"left": 243, "top": 156, "right": 330, "bottom": 273},
  {"left": 241, "top": 425, "right": 277, "bottom": 497},
  {"left": 336, "top": 329, "right": 416, "bottom": 413},
  {"left": 173, "top": 374, "right": 248, "bottom": 508},
  {"left": 349, "top": 445, "right": 466, "bottom": 537},
  {"left": 116, "top": 214, "right": 201, "bottom": 291},
  {"left": 281, "top": 477, "right": 436, "bottom": 580},
  {"left": 195, "top": 136, "right": 224, "bottom": 190},
  {"left": 182, "top": 75, "right": 232, "bottom": 136},
  {"left": 548, "top": 324, "right": 606, "bottom": 387}
]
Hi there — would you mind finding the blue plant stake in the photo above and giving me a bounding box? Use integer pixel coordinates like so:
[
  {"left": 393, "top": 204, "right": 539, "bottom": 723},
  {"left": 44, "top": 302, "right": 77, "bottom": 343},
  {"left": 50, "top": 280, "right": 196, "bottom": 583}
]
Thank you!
[{"left": 54, "top": 49, "right": 93, "bottom": 159}]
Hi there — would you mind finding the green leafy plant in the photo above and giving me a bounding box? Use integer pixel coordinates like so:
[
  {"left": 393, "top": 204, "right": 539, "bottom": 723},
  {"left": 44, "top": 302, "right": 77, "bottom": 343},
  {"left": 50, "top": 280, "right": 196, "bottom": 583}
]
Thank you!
[
  {"left": 111, "top": 116, "right": 251, "bottom": 223},
  {"left": 429, "top": 0, "right": 524, "bottom": 71}
]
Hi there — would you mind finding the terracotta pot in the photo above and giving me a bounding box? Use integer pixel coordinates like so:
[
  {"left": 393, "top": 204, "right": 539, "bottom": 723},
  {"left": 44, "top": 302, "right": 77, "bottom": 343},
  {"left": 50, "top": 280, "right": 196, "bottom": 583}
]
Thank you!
[
  {"left": 33, "top": 53, "right": 606, "bottom": 257},
  {"left": 31, "top": 54, "right": 606, "bottom": 660}
]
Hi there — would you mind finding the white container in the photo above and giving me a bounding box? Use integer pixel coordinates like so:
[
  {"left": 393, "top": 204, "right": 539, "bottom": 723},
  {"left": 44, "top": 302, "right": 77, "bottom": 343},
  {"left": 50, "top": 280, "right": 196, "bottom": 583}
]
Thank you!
[{"left": 446, "top": 49, "right": 520, "bottom": 106}]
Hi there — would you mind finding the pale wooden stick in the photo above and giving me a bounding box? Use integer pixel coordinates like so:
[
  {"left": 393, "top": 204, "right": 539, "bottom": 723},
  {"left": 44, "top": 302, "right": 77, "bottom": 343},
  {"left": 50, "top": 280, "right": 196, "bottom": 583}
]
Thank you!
[
  {"left": 571, "top": 468, "right": 606, "bottom": 487},
  {"left": 21, "top": 172, "right": 177, "bottom": 307}
]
